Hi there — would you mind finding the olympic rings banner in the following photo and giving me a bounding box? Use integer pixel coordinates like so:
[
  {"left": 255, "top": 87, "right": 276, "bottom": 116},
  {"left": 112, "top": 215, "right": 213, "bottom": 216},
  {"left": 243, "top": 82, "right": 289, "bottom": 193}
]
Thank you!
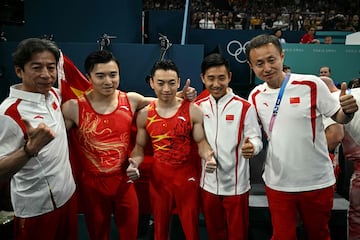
[
  {"left": 187, "top": 29, "right": 360, "bottom": 98},
  {"left": 226, "top": 40, "right": 250, "bottom": 64}
]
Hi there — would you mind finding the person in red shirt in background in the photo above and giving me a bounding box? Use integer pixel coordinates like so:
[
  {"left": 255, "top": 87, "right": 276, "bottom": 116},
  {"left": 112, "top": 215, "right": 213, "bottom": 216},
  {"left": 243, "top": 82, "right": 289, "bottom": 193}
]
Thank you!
[{"left": 300, "top": 26, "right": 320, "bottom": 44}]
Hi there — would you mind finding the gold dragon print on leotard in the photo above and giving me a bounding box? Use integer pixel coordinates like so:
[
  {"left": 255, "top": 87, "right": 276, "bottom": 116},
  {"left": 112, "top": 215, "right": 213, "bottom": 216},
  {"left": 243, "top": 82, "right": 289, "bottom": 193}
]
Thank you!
[{"left": 79, "top": 111, "right": 129, "bottom": 173}]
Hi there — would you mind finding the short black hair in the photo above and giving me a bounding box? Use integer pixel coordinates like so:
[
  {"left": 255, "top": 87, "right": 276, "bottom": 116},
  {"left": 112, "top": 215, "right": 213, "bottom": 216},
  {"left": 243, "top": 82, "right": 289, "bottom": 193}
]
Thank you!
[
  {"left": 84, "top": 50, "right": 120, "bottom": 75},
  {"left": 246, "top": 34, "right": 283, "bottom": 62},
  {"left": 201, "top": 53, "right": 230, "bottom": 75},
  {"left": 150, "top": 59, "right": 180, "bottom": 78},
  {"left": 12, "top": 38, "right": 60, "bottom": 69}
]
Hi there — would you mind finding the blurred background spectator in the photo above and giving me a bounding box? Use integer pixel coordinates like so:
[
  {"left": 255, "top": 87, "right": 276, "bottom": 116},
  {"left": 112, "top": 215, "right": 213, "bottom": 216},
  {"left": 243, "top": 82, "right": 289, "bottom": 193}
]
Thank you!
[
  {"left": 142, "top": 0, "right": 359, "bottom": 32},
  {"left": 199, "top": 11, "right": 216, "bottom": 29},
  {"left": 273, "top": 28, "right": 286, "bottom": 43},
  {"left": 349, "top": 78, "right": 360, "bottom": 89},
  {"left": 346, "top": 14, "right": 360, "bottom": 32},
  {"left": 324, "top": 35, "right": 333, "bottom": 44},
  {"left": 300, "top": 26, "right": 320, "bottom": 44}
]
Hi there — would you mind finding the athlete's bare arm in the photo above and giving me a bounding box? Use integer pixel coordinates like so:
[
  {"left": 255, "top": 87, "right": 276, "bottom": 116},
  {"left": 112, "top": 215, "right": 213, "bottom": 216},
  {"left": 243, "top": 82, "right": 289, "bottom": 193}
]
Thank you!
[
  {"left": 127, "top": 92, "right": 155, "bottom": 114},
  {"left": 190, "top": 103, "right": 216, "bottom": 173},
  {"left": 325, "top": 124, "right": 344, "bottom": 151},
  {"left": 61, "top": 99, "right": 79, "bottom": 130},
  {"left": 127, "top": 107, "right": 149, "bottom": 180}
]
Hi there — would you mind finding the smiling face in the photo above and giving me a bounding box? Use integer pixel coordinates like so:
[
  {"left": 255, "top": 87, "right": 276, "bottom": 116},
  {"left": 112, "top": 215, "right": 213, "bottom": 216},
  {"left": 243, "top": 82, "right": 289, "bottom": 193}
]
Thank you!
[
  {"left": 248, "top": 42, "right": 285, "bottom": 89},
  {"left": 16, "top": 50, "right": 57, "bottom": 95},
  {"left": 201, "top": 65, "right": 231, "bottom": 100},
  {"left": 87, "top": 60, "right": 120, "bottom": 97},
  {"left": 150, "top": 69, "right": 180, "bottom": 102}
]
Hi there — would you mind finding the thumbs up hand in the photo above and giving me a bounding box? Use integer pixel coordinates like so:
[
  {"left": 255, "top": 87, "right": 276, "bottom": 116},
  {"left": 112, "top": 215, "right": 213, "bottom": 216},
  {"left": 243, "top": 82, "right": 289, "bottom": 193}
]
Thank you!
[
  {"left": 339, "top": 82, "right": 358, "bottom": 117},
  {"left": 241, "top": 137, "right": 255, "bottom": 159},
  {"left": 182, "top": 79, "right": 197, "bottom": 101},
  {"left": 22, "top": 119, "right": 55, "bottom": 157},
  {"left": 339, "top": 82, "right": 348, "bottom": 97},
  {"left": 126, "top": 158, "right": 140, "bottom": 181},
  {"left": 204, "top": 150, "right": 217, "bottom": 173}
]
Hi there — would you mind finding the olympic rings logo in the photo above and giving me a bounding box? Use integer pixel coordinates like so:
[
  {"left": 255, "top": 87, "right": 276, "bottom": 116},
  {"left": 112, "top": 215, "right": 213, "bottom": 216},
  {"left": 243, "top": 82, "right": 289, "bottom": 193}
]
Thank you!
[{"left": 227, "top": 40, "right": 250, "bottom": 64}]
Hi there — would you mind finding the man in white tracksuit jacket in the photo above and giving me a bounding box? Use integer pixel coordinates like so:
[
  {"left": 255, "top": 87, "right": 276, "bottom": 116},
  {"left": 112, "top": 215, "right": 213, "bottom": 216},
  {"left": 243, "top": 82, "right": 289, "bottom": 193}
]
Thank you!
[{"left": 195, "top": 53, "right": 263, "bottom": 240}]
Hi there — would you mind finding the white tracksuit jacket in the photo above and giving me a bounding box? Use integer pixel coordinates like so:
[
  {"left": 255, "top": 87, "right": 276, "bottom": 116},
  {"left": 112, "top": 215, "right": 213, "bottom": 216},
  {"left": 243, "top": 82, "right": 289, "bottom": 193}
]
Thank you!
[{"left": 196, "top": 91, "right": 263, "bottom": 195}]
